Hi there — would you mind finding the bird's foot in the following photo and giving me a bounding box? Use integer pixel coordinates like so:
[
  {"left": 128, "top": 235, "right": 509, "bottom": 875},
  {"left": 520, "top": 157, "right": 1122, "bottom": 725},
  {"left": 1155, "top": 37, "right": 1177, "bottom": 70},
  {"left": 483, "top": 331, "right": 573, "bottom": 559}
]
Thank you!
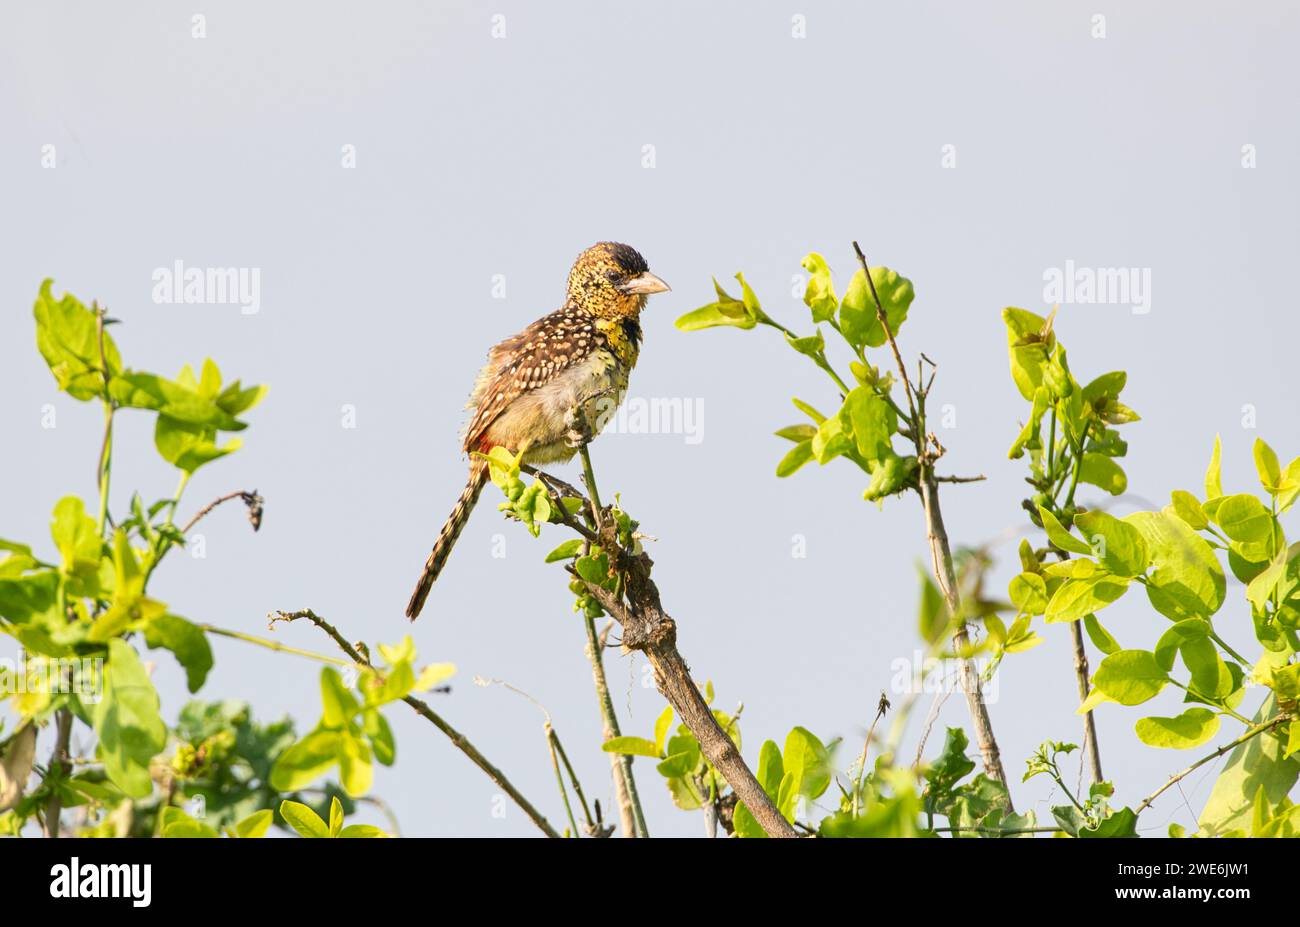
[{"left": 564, "top": 406, "right": 593, "bottom": 450}]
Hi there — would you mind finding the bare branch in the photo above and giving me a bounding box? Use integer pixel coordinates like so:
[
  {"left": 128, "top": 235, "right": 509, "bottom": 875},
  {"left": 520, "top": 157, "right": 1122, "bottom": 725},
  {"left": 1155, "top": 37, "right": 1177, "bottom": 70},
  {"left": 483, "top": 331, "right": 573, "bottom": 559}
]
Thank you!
[
  {"left": 850, "top": 240, "right": 1011, "bottom": 796},
  {"left": 1136, "top": 717, "right": 1283, "bottom": 815},
  {"left": 182, "top": 489, "right": 264, "bottom": 535},
  {"left": 269, "top": 608, "right": 562, "bottom": 839}
]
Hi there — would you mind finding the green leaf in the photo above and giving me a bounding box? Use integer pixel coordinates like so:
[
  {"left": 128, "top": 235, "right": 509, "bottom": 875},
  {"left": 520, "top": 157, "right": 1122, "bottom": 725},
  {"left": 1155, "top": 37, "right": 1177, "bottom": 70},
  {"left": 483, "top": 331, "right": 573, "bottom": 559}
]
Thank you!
[
  {"left": 657, "top": 732, "right": 701, "bottom": 779},
  {"left": 776, "top": 441, "right": 815, "bottom": 478},
  {"left": 108, "top": 371, "right": 247, "bottom": 431},
  {"left": 160, "top": 808, "right": 220, "bottom": 838},
  {"left": 1078, "top": 807, "right": 1138, "bottom": 838},
  {"left": 1246, "top": 544, "right": 1295, "bottom": 613},
  {"left": 1044, "top": 574, "right": 1130, "bottom": 624},
  {"left": 1037, "top": 505, "right": 1092, "bottom": 555},
  {"left": 154, "top": 415, "right": 241, "bottom": 474},
  {"left": 336, "top": 731, "right": 373, "bottom": 796},
  {"left": 1073, "top": 510, "right": 1149, "bottom": 577},
  {"left": 810, "top": 415, "right": 853, "bottom": 465},
  {"left": 1170, "top": 491, "right": 1208, "bottom": 530},
  {"left": 329, "top": 796, "right": 344, "bottom": 837},
  {"left": 1008, "top": 387, "right": 1049, "bottom": 459},
  {"left": 839, "top": 266, "right": 914, "bottom": 350},
  {"left": 735, "top": 739, "right": 784, "bottom": 838},
  {"left": 1214, "top": 494, "right": 1274, "bottom": 544},
  {"left": 1180, "top": 636, "right": 1233, "bottom": 699},
  {"left": 601, "top": 736, "right": 660, "bottom": 758},
  {"left": 143, "top": 614, "right": 213, "bottom": 693},
  {"left": 1002, "top": 307, "right": 1053, "bottom": 401},
  {"left": 784, "top": 329, "right": 825, "bottom": 358},
  {"left": 1136, "top": 708, "right": 1220, "bottom": 749},
  {"left": 779, "top": 727, "right": 831, "bottom": 815},
  {"left": 280, "top": 799, "right": 330, "bottom": 838},
  {"left": 1153, "top": 619, "right": 1208, "bottom": 673},
  {"left": 1083, "top": 614, "right": 1121, "bottom": 655},
  {"left": 791, "top": 397, "right": 827, "bottom": 425},
  {"left": 925, "top": 727, "right": 977, "bottom": 795},
  {"left": 775, "top": 424, "right": 817, "bottom": 443},
  {"left": 339, "top": 824, "right": 388, "bottom": 838},
  {"left": 1078, "top": 454, "right": 1127, "bottom": 495},
  {"left": 543, "top": 539, "right": 584, "bottom": 563},
  {"left": 50, "top": 496, "right": 100, "bottom": 579},
  {"left": 801, "top": 253, "right": 839, "bottom": 323},
  {"left": 414, "top": 662, "right": 455, "bottom": 691},
  {"left": 653, "top": 706, "right": 674, "bottom": 756},
  {"left": 1093, "top": 650, "right": 1170, "bottom": 706},
  {"left": 674, "top": 278, "right": 757, "bottom": 331},
  {"left": 1081, "top": 371, "right": 1126, "bottom": 408},
  {"left": 232, "top": 809, "right": 273, "bottom": 838},
  {"left": 320, "top": 668, "right": 359, "bottom": 727},
  {"left": 756, "top": 739, "right": 784, "bottom": 798},
  {"left": 364, "top": 710, "right": 396, "bottom": 766},
  {"left": 93, "top": 639, "right": 168, "bottom": 797},
  {"left": 840, "top": 387, "right": 897, "bottom": 463},
  {"left": 33, "top": 280, "right": 122, "bottom": 401},
  {"left": 269, "top": 729, "right": 342, "bottom": 791},
  {"left": 1125, "top": 510, "right": 1226, "bottom": 622},
  {"left": 1254, "top": 438, "right": 1283, "bottom": 494},
  {"left": 862, "top": 452, "right": 917, "bottom": 502},
  {"left": 1279, "top": 458, "right": 1300, "bottom": 513},
  {"left": 1008, "top": 572, "right": 1048, "bottom": 616},
  {"left": 1205, "top": 435, "right": 1223, "bottom": 500}
]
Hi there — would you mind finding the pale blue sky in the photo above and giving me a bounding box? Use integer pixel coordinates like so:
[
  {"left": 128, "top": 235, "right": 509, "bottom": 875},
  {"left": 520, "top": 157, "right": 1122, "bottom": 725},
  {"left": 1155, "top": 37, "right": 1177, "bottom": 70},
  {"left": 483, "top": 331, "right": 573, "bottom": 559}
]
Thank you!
[{"left": 2, "top": 1, "right": 1297, "bottom": 836}]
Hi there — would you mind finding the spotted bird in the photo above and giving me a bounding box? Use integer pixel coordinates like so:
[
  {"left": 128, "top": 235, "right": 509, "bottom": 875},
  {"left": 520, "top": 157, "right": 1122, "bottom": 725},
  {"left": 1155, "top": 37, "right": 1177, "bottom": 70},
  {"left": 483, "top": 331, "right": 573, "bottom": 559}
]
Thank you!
[{"left": 405, "top": 242, "right": 670, "bottom": 620}]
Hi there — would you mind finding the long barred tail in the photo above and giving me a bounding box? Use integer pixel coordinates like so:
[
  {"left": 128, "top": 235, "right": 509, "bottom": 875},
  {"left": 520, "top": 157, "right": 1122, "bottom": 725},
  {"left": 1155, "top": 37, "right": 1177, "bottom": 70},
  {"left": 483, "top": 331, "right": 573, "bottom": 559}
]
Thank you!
[{"left": 406, "top": 460, "right": 490, "bottom": 620}]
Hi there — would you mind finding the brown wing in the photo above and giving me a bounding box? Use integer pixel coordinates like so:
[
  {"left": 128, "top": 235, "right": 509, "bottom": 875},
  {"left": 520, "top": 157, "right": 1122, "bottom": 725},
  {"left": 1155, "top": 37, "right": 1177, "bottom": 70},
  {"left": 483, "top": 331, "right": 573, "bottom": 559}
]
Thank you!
[{"left": 462, "top": 304, "right": 601, "bottom": 452}]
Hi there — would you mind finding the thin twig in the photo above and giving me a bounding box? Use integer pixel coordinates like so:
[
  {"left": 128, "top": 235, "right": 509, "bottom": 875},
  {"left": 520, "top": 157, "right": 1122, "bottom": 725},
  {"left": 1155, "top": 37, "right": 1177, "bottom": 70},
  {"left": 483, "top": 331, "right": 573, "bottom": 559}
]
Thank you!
[
  {"left": 550, "top": 728, "right": 607, "bottom": 836},
  {"left": 44, "top": 709, "right": 73, "bottom": 838},
  {"left": 573, "top": 444, "right": 647, "bottom": 838},
  {"left": 851, "top": 240, "right": 1011, "bottom": 797},
  {"left": 913, "top": 673, "right": 958, "bottom": 769},
  {"left": 181, "top": 489, "right": 264, "bottom": 535},
  {"left": 1136, "top": 717, "right": 1282, "bottom": 815},
  {"left": 1049, "top": 546, "right": 1104, "bottom": 785},
  {"left": 852, "top": 692, "right": 890, "bottom": 816},
  {"left": 546, "top": 725, "right": 580, "bottom": 837},
  {"left": 268, "top": 608, "right": 562, "bottom": 838},
  {"left": 474, "top": 675, "right": 606, "bottom": 837},
  {"left": 574, "top": 574, "right": 797, "bottom": 838},
  {"left": 200, "top": 623, "right": 364, "bottom": 668},
  {"left": 1070, "top": 620, "right": 1104, "bottom": 784}
]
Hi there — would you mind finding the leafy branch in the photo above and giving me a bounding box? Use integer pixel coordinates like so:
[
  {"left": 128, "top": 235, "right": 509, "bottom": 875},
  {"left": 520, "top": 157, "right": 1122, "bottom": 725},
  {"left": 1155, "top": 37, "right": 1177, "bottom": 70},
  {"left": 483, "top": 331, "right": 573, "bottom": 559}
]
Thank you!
[{"left": 487, "top": 446, "right": 798, "bottom": 838}]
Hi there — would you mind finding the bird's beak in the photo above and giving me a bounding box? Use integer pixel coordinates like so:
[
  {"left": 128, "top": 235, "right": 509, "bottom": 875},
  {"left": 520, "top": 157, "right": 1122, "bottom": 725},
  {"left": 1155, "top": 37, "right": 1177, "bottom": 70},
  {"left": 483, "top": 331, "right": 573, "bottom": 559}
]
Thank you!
[{"left": 620, "top": 271, "right": 671, "bottom": 295}]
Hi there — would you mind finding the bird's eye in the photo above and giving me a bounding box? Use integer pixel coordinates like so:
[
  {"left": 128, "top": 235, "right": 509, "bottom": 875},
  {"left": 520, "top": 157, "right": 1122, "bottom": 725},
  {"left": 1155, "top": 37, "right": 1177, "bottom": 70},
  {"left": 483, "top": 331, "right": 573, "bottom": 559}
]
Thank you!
[{"left": 604, "top": 270, "right": 621, "bottom": 283}]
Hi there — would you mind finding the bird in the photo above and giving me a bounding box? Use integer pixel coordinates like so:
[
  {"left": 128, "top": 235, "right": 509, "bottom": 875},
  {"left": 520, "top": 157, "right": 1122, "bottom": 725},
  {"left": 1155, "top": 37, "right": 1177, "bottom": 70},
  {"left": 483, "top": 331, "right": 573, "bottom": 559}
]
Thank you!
[{"left": 405, "top": 242, "right": 670, "bottom": 620}]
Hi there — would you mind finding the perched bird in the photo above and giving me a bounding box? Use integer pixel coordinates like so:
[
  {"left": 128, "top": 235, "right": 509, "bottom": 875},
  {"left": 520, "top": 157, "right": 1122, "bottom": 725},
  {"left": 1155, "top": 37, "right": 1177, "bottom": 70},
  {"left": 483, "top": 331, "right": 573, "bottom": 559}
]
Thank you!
[{"left": 405, "top": 242, "right": 670, "bottom": 620}]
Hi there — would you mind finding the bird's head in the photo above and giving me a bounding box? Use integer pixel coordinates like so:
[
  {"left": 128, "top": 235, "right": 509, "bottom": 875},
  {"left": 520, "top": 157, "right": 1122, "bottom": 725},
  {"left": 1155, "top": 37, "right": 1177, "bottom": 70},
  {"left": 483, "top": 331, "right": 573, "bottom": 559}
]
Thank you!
[{"left": 566, "top": 242, "right": 670, "bottom": 318}]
